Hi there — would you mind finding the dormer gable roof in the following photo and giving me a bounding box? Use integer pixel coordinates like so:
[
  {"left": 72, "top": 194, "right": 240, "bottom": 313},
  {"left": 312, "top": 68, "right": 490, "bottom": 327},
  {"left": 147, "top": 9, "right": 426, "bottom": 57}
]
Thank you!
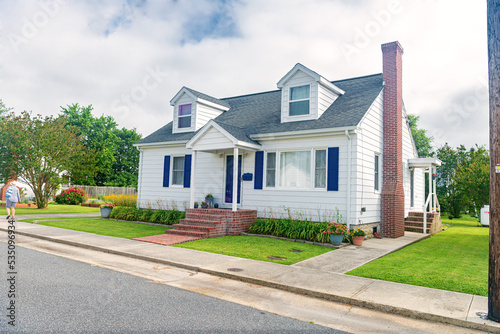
[
  {"left": 277, "top": 63, "right": 345, "bottom": 96},
  {"left": 170, "top": 86, "right": 230, "bottom": 110}
]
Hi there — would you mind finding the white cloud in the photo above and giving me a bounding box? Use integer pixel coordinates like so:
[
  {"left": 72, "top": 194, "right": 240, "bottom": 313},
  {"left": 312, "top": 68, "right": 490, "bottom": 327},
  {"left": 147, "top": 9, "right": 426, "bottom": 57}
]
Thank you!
[{"left": 0, "top": 0, "right": 489, "bottom": 149}]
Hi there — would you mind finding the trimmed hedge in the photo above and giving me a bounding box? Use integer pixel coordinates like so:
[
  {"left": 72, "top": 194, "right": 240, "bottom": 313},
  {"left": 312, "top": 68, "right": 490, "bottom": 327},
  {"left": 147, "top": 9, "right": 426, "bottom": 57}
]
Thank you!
[{"left": 110, "top": 206, "right": 184, "bottom": 225}]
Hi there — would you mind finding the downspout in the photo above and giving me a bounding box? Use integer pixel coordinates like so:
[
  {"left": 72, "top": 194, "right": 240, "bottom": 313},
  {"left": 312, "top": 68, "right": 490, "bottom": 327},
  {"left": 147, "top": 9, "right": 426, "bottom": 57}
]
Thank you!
[{"left": 345, "top": 130, "right": 352, "bottom": 230}]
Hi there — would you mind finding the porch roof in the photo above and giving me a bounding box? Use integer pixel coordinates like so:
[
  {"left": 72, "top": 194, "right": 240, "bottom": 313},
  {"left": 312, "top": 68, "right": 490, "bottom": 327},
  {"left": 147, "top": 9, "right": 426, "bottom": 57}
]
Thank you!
[
  {"left": 408, "top": 157, "right": 442, "bottom": 168},
  {"left": 186, "top": 120, "right": 261, "bottom": 151}
]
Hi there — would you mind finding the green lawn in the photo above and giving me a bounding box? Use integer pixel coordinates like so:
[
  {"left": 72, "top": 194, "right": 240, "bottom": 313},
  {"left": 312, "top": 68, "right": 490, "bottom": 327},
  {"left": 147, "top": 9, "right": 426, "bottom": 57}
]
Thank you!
[
  {"left": 7, "top": 203, "right": 100, "bottom": 215},
  {"left": 20, "top": 217, "right": 100, "bottom": 223},
  {"left": 173, "top": 236, "right": 333, "bottom": 265},
  {"left": 36, "top": 219, "right": 170, "bottom": 239},
  {"left": 346, "top": 215, "right": 488, "bottom": 296}
]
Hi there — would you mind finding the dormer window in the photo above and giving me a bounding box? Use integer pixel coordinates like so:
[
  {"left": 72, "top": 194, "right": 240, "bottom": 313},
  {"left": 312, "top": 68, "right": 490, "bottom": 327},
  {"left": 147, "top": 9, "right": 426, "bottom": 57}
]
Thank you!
[
  {"left": 289, "top": 85, "right": 310, "bottom": 116},
  {"left": 178, "top": 104, "right": 192, "bottom": 128}
]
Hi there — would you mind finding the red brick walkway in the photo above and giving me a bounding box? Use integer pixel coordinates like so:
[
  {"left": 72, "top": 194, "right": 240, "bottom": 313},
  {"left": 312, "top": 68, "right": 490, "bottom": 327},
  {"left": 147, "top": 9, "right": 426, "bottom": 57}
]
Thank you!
[{"left": 133, "top": 234, "right": 200, "bottom": 246}]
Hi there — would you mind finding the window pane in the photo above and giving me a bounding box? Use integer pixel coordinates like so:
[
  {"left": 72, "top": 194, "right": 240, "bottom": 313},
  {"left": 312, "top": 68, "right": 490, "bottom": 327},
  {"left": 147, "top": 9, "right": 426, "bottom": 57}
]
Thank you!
[
  {"left": 315, "top": 150, "right": 326, "bottom": 188},
  {"left": 315, "top": 150, "right": 326, "bottom": 168},
  {"left": 266, "top": 170, "right": 275, "bottom": 187},
  {"left": 280, "top": 151, "right": 311, "bottom": 188},
  {"left": 266, "top": 152, "right": 276, "bottom": 187},
  {"left": 179, "top": 104, "right": 191, "bottom": 116},
  {"left": 289, "top": 100, "right": 310, "bottom": 116},
  {"left": 290, "top": 85, "right": 310, "bottom": 100},
  {"left": 172, "top": 157, "right": 185, "bottom": 185},
  {"left": 315, "top": 169, "right": 326, "bottom": 188},
  {"left": 178, "top": 116, "right": 191, "bottom": 128}
]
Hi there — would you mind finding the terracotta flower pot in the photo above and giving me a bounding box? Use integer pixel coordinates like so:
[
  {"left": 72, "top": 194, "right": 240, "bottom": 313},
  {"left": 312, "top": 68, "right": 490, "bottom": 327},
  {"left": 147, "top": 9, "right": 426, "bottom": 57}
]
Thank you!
[{"left": 352, "top": 236, "right": 364, "bottom": 246}]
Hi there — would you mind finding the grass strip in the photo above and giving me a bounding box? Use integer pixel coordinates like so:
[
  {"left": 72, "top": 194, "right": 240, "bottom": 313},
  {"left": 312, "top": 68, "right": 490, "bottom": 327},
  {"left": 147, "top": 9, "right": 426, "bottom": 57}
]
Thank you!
[
  {"left": 173, "top": 235, "right": 333, "bottom": 265},
  {"left": 346, "top": 215, "right": 488, "bottom": 296},
  {"left": 36, "top": 219, "right": 170, "bottom": 239},
  {"left": 6, "top": 203, "right": 100, "bottom": 215}
]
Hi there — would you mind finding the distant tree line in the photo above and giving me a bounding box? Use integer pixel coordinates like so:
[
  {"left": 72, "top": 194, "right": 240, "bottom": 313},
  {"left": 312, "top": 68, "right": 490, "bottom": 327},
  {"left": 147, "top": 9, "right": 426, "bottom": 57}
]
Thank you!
[{"left": 409, "top": 115, "right": 489, "bottom": 219}]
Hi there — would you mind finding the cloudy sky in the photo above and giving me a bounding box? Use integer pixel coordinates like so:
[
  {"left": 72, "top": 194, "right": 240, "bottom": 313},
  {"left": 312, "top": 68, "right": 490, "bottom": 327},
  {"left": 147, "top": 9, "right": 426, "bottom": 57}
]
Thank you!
[{"left": 0, "top": 0, "right": 489, "bottom": 150}]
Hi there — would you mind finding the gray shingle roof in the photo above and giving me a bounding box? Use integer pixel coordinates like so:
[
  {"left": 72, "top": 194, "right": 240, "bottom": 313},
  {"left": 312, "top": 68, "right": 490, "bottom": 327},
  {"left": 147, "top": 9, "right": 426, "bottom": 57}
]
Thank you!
[
  {"left": 136, "top": 73, "right": 383, "bottom": 146},
  {"left": 183, "top": 87, "right": 231, "bottom": 109}
]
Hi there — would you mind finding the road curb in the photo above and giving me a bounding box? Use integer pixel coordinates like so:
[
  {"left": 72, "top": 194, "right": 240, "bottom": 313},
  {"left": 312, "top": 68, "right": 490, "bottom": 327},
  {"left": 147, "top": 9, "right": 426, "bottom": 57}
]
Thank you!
[{"left": 3, "top": 227, "right": 499, "bottom": 333}]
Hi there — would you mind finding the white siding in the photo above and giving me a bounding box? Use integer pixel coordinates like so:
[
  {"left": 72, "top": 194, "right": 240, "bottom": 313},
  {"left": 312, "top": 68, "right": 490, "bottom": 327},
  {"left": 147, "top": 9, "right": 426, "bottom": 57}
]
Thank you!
[
  {"left": 172, "top": 93, "right": 224, "bottom": 134},
  {"left": 172, "top": 93, "right": 196, "bottom": 134},
  {"left": 137, "top": 146, "right": 226, "bottom": 209},
  {"left": 195, "top": 102, "right": 224, "bottom": 130},
  {"left": 317, "top": 82, "right": 339, "bottom": 117},
  {"left": 241, "top": 135, "right": 352, "bottom": 223},
  {"left": 353, "top": 91, "right": 384, "bottom": 226},
  {"left": 402, "top": 116, "right": 424, "bottom": 213}
]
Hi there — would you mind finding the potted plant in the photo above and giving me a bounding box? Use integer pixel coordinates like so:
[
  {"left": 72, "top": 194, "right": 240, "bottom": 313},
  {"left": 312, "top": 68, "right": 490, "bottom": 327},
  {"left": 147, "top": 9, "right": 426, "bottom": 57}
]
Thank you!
[
  {"left": 205, "top": 194, "right": 214, "bottom": 207},
  {"left": 325, "top": 222, "right": 348, "bottom": 246},
  {"left": 201, "top": 201, "right": 208, "bottom": 209},
  {"left": 194, "top": 201, "right": 199, "bottom": 208},
  {"left": 100, "top": 203, "right": 115, "bottom": 218},
  {"left": 350, "top": 228, "right": 366, "bottom": 246}
]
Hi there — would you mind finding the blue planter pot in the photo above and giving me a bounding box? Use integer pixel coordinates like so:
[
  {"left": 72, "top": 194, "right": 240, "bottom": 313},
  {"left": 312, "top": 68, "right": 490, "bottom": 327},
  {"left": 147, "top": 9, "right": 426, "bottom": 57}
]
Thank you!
[
  {"left": 100, "top": 207, "right": 113, "bottom": 218},
  {"left": 329, "top": 234, "right": 343, "bottom": 246}
]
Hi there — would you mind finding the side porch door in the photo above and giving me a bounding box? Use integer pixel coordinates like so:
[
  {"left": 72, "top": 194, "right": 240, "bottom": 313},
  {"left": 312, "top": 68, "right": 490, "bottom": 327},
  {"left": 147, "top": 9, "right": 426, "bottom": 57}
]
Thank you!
[{"left": 225, "top": 155, "right": 242, "bottom": 204}]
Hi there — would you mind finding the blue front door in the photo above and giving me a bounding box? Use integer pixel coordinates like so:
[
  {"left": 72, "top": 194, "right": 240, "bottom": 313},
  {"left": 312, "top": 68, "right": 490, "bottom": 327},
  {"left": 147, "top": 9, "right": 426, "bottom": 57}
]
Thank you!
[{"left": 225, "top": 155, "right": 242, "bottom": 204}]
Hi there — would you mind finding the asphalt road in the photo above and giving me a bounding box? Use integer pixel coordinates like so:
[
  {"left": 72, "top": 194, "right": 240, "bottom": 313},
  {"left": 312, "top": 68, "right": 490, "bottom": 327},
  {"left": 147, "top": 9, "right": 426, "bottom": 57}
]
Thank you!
[{"left": 0, "top": 242, "right": 346, "bottom": 334}]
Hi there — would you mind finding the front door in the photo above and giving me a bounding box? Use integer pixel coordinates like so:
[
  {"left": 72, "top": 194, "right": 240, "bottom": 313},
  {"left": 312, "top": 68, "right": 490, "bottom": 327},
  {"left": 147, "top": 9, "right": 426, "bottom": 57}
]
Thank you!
[{"left": 225, "top": 155, "right": 242, "bottom": 204}]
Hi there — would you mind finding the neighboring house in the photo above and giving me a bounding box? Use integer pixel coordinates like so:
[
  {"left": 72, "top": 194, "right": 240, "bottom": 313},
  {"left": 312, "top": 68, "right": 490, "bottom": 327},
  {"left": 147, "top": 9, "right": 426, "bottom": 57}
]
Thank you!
[{"left": 135, "top": 41, "right": 440, "bottom": 238}]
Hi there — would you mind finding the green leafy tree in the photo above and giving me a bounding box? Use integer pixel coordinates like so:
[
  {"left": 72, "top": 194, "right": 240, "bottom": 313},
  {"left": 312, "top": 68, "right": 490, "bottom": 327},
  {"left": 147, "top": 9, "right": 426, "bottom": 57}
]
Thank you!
[
  {"left": 436, "top": 144, "right": 467, "bottom": 217},
  {"left": 107, "top": 127, "right": 142, "bottom": 187},
  {"left": 454, "top": 145, "right": 490, "bottom": 219},
  {"left": 60, "top": 103, "right": 141, "bottom": 187},
  {"left": 0, "top": 112, "right": 96, "bottom": 208},
  {"left": 408, "top": 114, "right": 434, "bottom": 157}
]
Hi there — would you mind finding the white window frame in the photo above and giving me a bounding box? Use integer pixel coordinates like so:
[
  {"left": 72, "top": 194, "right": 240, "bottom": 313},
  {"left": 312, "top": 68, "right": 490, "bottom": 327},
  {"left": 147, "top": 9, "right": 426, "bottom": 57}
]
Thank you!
[
  {"left": 288, "top": 84, "right": 311, "bottom": 117},
  {"left": 264, "top": 148, "right": 327, "bottom": 191},
  {"left": 178, "top": 103, "right": 192, "bottom": 129},
  {"left": 265, "top": 151, "right": 277, "bottom": 188},
  {"left": 171, "top": 155, "right": 185, "bottom": 186}
]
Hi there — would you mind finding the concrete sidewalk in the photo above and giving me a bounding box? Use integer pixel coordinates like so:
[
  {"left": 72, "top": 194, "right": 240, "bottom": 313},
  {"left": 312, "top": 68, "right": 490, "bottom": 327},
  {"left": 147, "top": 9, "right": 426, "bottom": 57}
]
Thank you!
[{"left": 2, "top": 216, "right": 499, "bottom": 333}]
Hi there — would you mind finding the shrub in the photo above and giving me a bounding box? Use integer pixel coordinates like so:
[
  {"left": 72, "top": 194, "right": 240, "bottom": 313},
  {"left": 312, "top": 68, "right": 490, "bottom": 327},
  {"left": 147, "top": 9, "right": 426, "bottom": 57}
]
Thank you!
[
  {"left": 55, "top": 187, "right": 86, "bottom": 205},
  {"left": 248, "top": 217, "right": 330, "bottom": 243},
  {"left": 109, "top": 206, "right": 184, "bottom": 225},
  {"left": 103, "top": 194, "right": 137, "bottom": 207}
]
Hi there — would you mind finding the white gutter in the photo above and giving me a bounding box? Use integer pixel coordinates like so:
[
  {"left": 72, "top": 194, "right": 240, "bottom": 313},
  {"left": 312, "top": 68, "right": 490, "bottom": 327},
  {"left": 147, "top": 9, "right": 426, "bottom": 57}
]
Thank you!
[
  {"left": 345, "top": 130, "right": 352, "bottom": 230},
  {"left": 251, "top": 126, "right": 357, "bottom": 141},
  {"left": 134, "top": 140, "right": 189, "bottom": 149}
]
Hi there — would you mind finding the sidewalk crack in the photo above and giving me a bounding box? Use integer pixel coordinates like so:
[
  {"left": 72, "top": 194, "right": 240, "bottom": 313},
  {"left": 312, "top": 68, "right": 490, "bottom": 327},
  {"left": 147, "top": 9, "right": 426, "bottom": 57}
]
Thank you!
[{"left": 350, "top": 280, "right": 375, "bottom": 298}]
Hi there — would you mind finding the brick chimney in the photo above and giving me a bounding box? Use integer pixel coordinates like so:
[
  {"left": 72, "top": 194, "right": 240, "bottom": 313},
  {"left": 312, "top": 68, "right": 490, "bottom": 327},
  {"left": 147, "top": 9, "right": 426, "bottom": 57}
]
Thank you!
[{"left": 380, "top": 41, "right": 405, "bottom": 238}]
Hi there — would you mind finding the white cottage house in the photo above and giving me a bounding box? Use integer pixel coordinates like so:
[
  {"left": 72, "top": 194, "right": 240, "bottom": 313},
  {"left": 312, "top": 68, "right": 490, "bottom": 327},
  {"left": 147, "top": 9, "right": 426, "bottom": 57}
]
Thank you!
[{"left": 135, "top": 41, "right": 441, "bottom": 238}]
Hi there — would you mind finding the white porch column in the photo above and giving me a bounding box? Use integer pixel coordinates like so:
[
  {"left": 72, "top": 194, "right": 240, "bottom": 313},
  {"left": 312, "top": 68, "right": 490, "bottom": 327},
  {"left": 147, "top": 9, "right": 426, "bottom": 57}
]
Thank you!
[
  {"left": 189, "top": 150, "right": 197, "bottom": 209},
  {"left": 433, "top": 166, "right": 438, "bottom": 212},
  {"left": 232, "top": 147, "right": 239, "bottom": 212}
]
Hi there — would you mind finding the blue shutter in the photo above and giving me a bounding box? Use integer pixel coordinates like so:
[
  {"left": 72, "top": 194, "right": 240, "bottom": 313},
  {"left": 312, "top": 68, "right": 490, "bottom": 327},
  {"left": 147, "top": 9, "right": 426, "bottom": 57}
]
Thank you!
[
  {"left": 327, "top": 147, "right": 339, "bottom": 191},
  {"left": 254, "top": 151, "right": 264, "bottom": 190},
  {"left": 183, "top": 154, "right": 192, "bottom": 188},
  {"left": 163, "top": 155, "right": 170, "bottom": 187}
]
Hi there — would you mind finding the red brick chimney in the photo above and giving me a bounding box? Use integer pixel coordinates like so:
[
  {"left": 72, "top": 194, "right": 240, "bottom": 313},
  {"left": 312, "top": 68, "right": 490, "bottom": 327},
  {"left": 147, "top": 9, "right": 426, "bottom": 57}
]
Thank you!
[{"left": 380, "top": 41, "right": 405, "bottom": 238}]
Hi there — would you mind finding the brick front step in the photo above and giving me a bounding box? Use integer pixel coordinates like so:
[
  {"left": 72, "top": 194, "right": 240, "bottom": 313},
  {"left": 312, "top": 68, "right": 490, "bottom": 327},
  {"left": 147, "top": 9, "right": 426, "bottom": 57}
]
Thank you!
[
  {"left": 404, "top": 226, "right": 431, "bottom": 233},
  {"left": 179, "top": 218, "right": 220, "bottom": 227},
  {"left": 405, "top": 221, "right": 434, "bottom": 228},
  {"left": 166, "top": 229, "right": 207, "bottom": 238},
  {"left": 407, "top": 212, "right": 437, "bottom": 219},
  {"left": 173, "top": 224, "right": 214, "bottom": 233}
]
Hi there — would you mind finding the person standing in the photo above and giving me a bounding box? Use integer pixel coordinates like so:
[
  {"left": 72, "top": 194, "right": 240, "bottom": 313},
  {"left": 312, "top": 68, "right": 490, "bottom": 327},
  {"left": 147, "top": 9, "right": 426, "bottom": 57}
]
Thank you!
[{"left": 5, "top": 181, "right": 21, "bottom": 220}]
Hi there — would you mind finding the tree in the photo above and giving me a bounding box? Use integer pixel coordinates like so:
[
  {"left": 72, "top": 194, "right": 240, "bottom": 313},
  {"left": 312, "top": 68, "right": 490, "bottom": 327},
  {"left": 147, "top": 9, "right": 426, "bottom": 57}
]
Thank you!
[
  {"left": 108, "top": 127, "right": 142, "bottom": 187},
  {"left": 408, "top": 114, "right": 434, "bottom": 157},
  {"left": 454, "top": 145, "right": 490, "bottom": 219},
  {"left": 60, "top": 103, "right": 141, "bottom": 187},
  {"left": 61, "top": 104, "right": 119, "bottom": 185},
  {"left": 436, "top": 144, "right": 466, "bottom": 217},
  {"left": 0, "top": 99, "right": 12, "bottom": 117},
  {"left": 0, "top": 111, "right": 96, "bottom": 208}
]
